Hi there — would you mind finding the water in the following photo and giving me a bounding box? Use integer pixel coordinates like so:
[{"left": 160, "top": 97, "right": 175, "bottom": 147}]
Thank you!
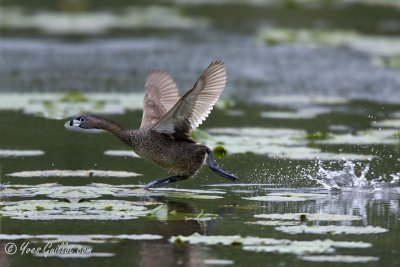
[
  {"left": 310, "top": 160, "right": 399, "bottom": 190},
  {"left": 1, "top": 0, "right": 400, "bottom": 266}
]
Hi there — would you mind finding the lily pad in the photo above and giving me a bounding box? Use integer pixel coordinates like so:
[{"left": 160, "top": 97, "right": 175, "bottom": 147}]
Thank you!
[
  {"left": 0, "top": 93, "right": 144, "bottom": 119},
  {"left": 260, "top": 107, "right": 330, "bottom": 119},
  {"left": 299, "top": 255, "right": 379, "bottom": 263},
  {"left": 253, "top": 213, "right": 363, "bottom": 221},
  {"left": 203, "top": 127, "right": 374, "bottom": 160},
  {"left": 204, "top": 183, "right": 274, "bottom": 187},
  {"left": 170, "top": 233, "right": 371, "bottom": 256},
  {"left": 203, "top": 259, "right": 234, "bottom": 265},
  {"left": 0, "top": 150, "right": 44, "bottom": 157},
  {"left": 246, "top": 221, "right": 299, "bottom": 226},
  {"left": 315, "top": 129, "right": 398, "bottom": 145},
  {"left": 104, "top": 150, "right": 140, "bottom": 158},
  {"left": 151, "top": 188, "right": 225, "bottom": 195},
  {"left": 0, "top": 7, "right": 208, "bottom": 36},
  {"left": 0, "top": 234, "right": 163, "bottom": 243},
  {"left": 243, "top": 239, "right": 370, "bottom": 255},
  {"left": 275, "top": 225, "right": 388, "bottom": 235},
  {"left": 373, "top": 119, "right": 400, "bottom": 128},
  {"left": 257, "top": 28, "right": 400, "bottom": 56},
  {"left": 7, "top": 170, "right": 142, "bottom": 178},
  {"left": 0, "top": 199, "right": 163, "bottom": 220},
  {"left": 0, "top": 184, "right": 161, "bottom": 202},
  {"left": 243, "top": 193, "right": 327, "bottom": 202}
]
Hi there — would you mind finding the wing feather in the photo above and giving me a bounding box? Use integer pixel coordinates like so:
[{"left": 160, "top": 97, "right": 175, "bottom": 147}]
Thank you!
[
  {"left": 151, "top": 61, "right": 227, "bottom": 139},
  {"left": 140, "top": 70, "right": 180, "bottom": 128}
]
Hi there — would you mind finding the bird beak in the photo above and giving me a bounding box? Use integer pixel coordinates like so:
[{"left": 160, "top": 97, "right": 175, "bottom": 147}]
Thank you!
[{"left": 69, "top": 119, "right": 81, "bottom": 127}]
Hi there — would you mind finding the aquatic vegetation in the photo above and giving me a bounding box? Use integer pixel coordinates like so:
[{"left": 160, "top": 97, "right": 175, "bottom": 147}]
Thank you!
[
  {"left": 253, "top": 213, "right": 363, "bottom": 221},
  {"left": 212, "top": 145, "right": 228, "bottom": 159},
  {"left": 243, "top": 192, "right": 327, "bottom": 202},
  {"left": 7, "top": 170, "right": 142, "bottom": 178},
  {"left": 0, "top": 149, "right": 45, "bottom": 157},
  {"left": 202, "top": 127, "right": 373, "bottom": 160},
  {"left": 315, "top": 129, "right": 398, "bottom": 145},
  {"left": 275, "top": 225, "right": 388, "bottom": 235},
  {"left": 374, "top": 119, "right": 400, "bottom": 128},
  {"left": 0, "top": 183, "right": 228, "bottom": 202},
  {"left": 0, "top": 234, "right": 163, "bottom": 243},
  {"left": 166, "top": 209, "right": 220, "bottom": 222},
  {"left": 258, "top": 95, "right": 348, "bottom": 106},
  {"left": 0, "top": 93, "right": 144, "bottom": 119},
  {"left": 104, "top": 150, "right": 140, "bottom": 158},
  {"left": 170, "top": 233, "right": 372, "bottom": 256},
  {"left": 0, "top": 199, "right": 162, "bottom": 220},
  {"left": 299, "top": 255, "right": 379, "bottom": 263},
  {"left": 151, "top": 187, "right": 225, "bottom": 194},
  {"left": 243, "top": 239, "right": 371, "bottom": 255},
  {"left": 257, "top": 28, "right": 400, "bottom": 56},
  {"left": 0, "top": 7, "right": 209, "bottom": 35},
  {"left": 305, "top": 132, "right": 333, "bottom": 141},
  {"left": 260, "top": 107, "right": 329, "bottom": 119},
  {"left": 203, "top": 259, "right": 234, "bottom": 265},
  {"left": 149, "top": 187, "right": 226, "bottom": 199},
  {"left": 60, "top": 90, "right": 88, "bottom": 102},
  {"left": 382, "top": 54, "right": 400, "bottom": 68},
  {"left": 204, "top": 183, "right": 273, "bottom": 187},
  {"left": 246, "top": 220, "right": 299, "bottom": 226}
]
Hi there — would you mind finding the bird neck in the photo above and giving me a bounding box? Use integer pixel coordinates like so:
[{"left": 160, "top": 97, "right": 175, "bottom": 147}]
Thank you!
[{"left": 95, "top": 117, "right": 131, "bottom": 143}]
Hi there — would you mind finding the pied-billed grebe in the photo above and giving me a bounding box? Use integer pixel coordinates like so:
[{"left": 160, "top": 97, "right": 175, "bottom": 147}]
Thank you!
[{"left": 66, "top": 61, "right": 238, "bottom": 188}]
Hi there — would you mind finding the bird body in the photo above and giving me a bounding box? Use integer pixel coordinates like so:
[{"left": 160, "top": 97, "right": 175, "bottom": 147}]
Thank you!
[
  {"left": 125, "top": 129, "right": 208, "bottom": 177},
  {"left": 66, "top": 61, "right": 238, "bottom": 188}
]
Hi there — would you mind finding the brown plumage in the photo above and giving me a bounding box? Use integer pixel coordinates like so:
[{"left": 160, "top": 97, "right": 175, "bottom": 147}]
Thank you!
[{"left": 66, "top": 61, "right": 238, "bottom": 188}]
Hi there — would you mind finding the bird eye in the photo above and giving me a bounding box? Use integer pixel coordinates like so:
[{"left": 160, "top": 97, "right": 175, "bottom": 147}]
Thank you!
[{"left": 79, "top": 117, "right": 86, "bottom": 122}]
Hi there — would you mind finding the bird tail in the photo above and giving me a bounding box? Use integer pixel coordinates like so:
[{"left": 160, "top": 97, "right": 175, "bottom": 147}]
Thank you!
[{"left": 206, "top": 148, "right": 239, "bottom": 182}]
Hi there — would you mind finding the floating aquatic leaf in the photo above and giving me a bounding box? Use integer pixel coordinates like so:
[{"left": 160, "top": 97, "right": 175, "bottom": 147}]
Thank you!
[
  {"left": 203, "top": 127, "right": 373, "bottom": 160},
  {"left": 170, "top": 233, "right": 285, "bottom": 246},
  {"left": 7, "top": 170, "right": 141, "bottom": 178},
  {"left": 170, "top": 233, "right": 371, "bottom": 256},
  {"left": 315, "top": 129, "right": 398, "bottom": 145},
  {"left": 0, "top": 150, "right": 44, "bottom": 157},
  {"left": 203, "top": 259, "right": 234, "bottom": 265},
  {"left": 246, "top": 221, "right": 299, "bottom": 226},
  {"left": 257, "top": 95, "right": 348, "bottom": 106},
  {"left": 254, "top": 213, "right": 363, "bottom": 221},
  {"left": 260, "top": 107, "right": 330, "bottom": 119},
  {"left": 0, "top": 93, "right": 144, "bottom": 119},
  {"left": 168, "top": 193, "right": 223, "bottom": 200},
  {"left": 0, "top": 199, "right": 161, "bottom": 220},
  {"left": 243, "top": 192, "right": 327, "bottom": 202},
  {"left": 374, "top": 119, "right": 400, "bottom": 128},
  {"left": 150, "top": 187, "right": 225, "bottom": 199},
  {"left": 35, "top": 252, "right": 115, "bottom": 258},
  {"left": 0, "top": 7, "right": 209, "bottom": 36},
  {"left": 0, "top": 234, "right": 163, "bottom": 243},
  {"left": 0, "top": 184, "right": 161, "bottom": 201},
  {"left": 243, "top": 239, "right": 370, "bottom": 255},
  {"left": 275, "top": 225, "right": 388, "bottom": 235},
  {"left": 104, "top": 150, "right": 140, "bottom": 158},
  {"left": 151, "top": 188, "right": 225, "bottom": 194},
  {"left": 257, "top": 28, "right": 400, "bottom": 56},
  {"left": 204, "top": 183, "right": 274, "bottom": 187},
  {"left": 300, "top": 255, "right": 379, "bottom": 263}
]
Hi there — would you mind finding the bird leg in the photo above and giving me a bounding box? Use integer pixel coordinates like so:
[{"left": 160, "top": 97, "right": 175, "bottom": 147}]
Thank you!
[
  {"left": 206, "top": 149, "right": 239, "bottom": 182},
  {"left": 144, "top": 175, "right": 189, "bottom": 189}
]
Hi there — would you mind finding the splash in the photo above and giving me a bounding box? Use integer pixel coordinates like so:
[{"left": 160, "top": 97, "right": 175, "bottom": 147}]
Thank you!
[{"left": 309, "top": 160, "right": 398, "bottom": 190}]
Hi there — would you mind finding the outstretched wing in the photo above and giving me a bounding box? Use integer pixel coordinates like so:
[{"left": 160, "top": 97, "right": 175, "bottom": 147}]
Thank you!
[
  {"left": 140, "top": 70, "right": 181, "bottom": 129},
  {"left": 151, "top": 61, "right": 226, "bottom": 140}
]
